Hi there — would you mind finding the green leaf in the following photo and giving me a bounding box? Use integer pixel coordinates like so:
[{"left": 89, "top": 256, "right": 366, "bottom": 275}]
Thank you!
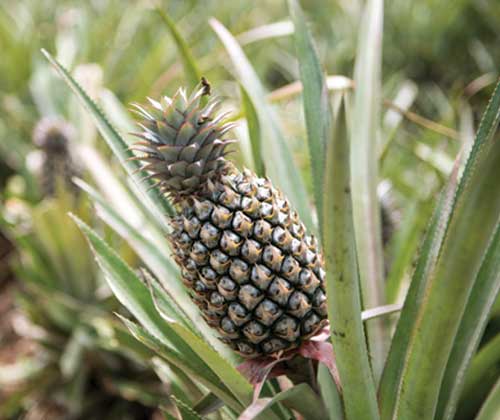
[
  {"left": 74, "top": 178, "right": 194, "bottom": 329},
  {"left": 393, "top": 81, "right": 500, "bottom": 420},
  {"left": 60, "top": 327, "right": 90, "bottom": 379},
  {"left": 239, "top": 84, "right": 265, "bottom": 177},
  {"left": 41, "top": 49, "right": 174, "bottom": 223},
  {"left": 436, "top": 222, "right": 500, "bottom": 420},
  {"left": 166, "top": 323, "right": 252, "bottom": 407},
  {"left": 385, "top": 202, "right": 429, "bottom": 303},
  {"left": 72, "top": 215, "right": 252, "bottom": 408},
  {"left": 288, "top": 0, "right": 332, "bottom": 239},
  {"left": 475, "top": 377, "right": 500, "bottom": 420},
  {"left": 237, "top": 20, "right": 294, "bottom": 45},
  {"left": 210, "top": 18, "right": 313, "bottom": 232},
  {"left": 455, "top": 334, "right": 500, "bottom": 420},
  {"left": 349, "top": 0, "right": 386, "bottom": 379},
  {"left": 239, "top": 383, "right": 326, "bottom": 420},
  {"left": 317, "top": 363, "right": 344, "bottom": 420},
  {"left": 121, "top": 317, "right": 243, "bottom": 413},
  {"left": 71, "top": 214, "right": 189, "bottom": 350},
  {"left": 322, "top": 96, "right": 379, "bottom": 420},
  {"left": 171, "top": 395, "right": 203, "bottom": 420},
  {"left": 156, "top": 8, "right": 201, "bottom": 90},
  {"left": 192, "top": 393, "right": 224, "bottom": 416},
  {"left": 378, "top": 149, "right": 462, "bottom": 419}
]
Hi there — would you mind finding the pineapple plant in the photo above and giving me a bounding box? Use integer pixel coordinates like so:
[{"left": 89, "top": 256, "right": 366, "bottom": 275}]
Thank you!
[
  {"left": 0, "top": 193, "right": 167, "bottom": 419},
  {"left": 130, "top": 80, "right": 327, "bottom": 358},
  {"left": 40, "top": 0, "right": 500, "bottom": 419},
  {"left": 31, "top": 117, "right": 81, "bottom": 198}
]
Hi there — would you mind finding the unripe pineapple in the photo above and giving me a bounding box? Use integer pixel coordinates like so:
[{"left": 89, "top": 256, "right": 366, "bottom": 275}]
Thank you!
[
  {"left": 32, "top": 117, "right": 80, "bottom": 197},
  {"left": 132, "top": 80, "right": 327, "bottom": 358}
]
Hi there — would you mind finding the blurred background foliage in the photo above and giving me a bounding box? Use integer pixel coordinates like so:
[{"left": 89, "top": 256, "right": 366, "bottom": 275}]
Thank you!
[{"left": 0, "top": 0, "right": 499, "bottom": 418}]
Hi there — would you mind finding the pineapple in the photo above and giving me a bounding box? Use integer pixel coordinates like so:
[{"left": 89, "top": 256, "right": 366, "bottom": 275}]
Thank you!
[
  {"left": 32, "top": 117, "right": 80, "bottom": 197},
  {"left": 132, "top": 80, "right": 327, "bottom": 358}
]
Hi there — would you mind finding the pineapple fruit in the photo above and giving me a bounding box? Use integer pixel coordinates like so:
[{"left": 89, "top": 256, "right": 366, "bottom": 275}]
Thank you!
[
  {"left": 32, "top": 117, "right": 80, "bottom": 197},
  {"left": 132, "top": 80, "right": 327, "bottom": 358}
]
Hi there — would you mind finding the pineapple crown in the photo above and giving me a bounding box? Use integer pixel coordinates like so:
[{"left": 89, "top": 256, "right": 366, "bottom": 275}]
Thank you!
[
  {"left": 131, "top": 79, "right": 236, "bottom": 198},
  {"left": 33, "top": 117, "right": 74, "bottom": 153}
]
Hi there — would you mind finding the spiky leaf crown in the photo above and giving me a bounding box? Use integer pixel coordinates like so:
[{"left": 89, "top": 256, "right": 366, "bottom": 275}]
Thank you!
[{"left": 131, "top": 80, "right": 236, "bottom": 198}]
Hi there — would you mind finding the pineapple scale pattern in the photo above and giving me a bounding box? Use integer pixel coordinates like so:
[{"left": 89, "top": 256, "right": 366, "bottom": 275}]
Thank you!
[{"left": 170, "top": 169, "right": 328, "bottom": 358}]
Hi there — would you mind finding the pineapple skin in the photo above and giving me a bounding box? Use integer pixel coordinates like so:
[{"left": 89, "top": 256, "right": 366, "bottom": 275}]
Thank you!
[
  {"left": 170, "top": 167, "right": 327, "bottom": 358},
  {"left": 133, "top": 82, "right": 327, "bottom": 358}
]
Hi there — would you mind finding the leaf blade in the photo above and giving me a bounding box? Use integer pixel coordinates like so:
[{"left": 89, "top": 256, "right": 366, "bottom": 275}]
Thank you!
[
  {"left": 393, "top": 81, "right": 500, "bottom": 420},
  {"left": 156, "top": 8, "right": 201, "bottom": 90},
  {"left": 288, "top": 0, "right": 332, "bottom": 238},
  {"left": 41, "top": 49, "right": 174, "bottom": 222},
  {"left": 323, "top": 97, "right": 380, "bottom": 420},
  {"left": 349, "top": 0, "right": 387, "bottom": 379}
]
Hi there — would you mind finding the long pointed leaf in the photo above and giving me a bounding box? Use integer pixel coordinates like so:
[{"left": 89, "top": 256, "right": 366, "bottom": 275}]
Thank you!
[
  {"left": 72, "top": 215, "right": 252, "bottom": 408},
  {"left": 323, "top": 97, "right": 379, "bottom": 420},
  {"left": 120, "top": 317, "right": 243, "bottom": 413},
  {"left": 349, "top": 0, "right": 386, "bottom": 379},
  {"left": 156, "top": 8, "right": 201, "bottom": 90},
  {"left": 393, "top": 81, "right": 500, "bottom": 420},
  {"left": 475, "top": 377, "right": 500, "bottom": 420},
  {"left": 436, "top": 222, "right": 500, "bottom": 419},
  {"left": 41, "top": 49, "right": 174, "bottom": 222},
  {"left": 239, "top": 84, "right": 265, "bottom": 177},
  {"left": 288, "top": 0, "right": 332, "bottom": 238},
  {"left": 455, "top": 334, "right": 500, "bottom": 420},
  {"left": 239, "top": 383, "right": 326, "bottom": 420},
  {"left": 378, "top": 158, "right": 461, "bottom": 418}
]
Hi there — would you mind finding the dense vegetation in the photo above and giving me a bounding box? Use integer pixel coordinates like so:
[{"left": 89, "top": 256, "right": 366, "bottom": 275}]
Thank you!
[{"left": 1, "top": 1, "right": 499, "bottom": 419}]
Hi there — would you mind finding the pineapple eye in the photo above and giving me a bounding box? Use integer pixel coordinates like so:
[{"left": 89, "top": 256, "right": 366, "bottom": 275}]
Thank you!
[
  {"left": 228, "top": 302, "right": 251, "bottom": 326},
  {"left": 255, "top": 299, "right": 283, "bottom": 326},
  {"left": 220, "top": 317, "right": 238, "bottom": 336},
  {"left": 236, "top": 341, "right": 256, "bottom": 356},
  {"left": 200, "top": 222, "right": 220, "bottom": 249},
  {"left": 288, "top": 292, "right": 312, "bottom": 318},
  {"left": 193, "top": 280, "right": 208, "bottom": 295},
  {"left": 312, "top": 288, "right": 328, "bottom": 316},
  {"left": 220, "top": 231, "right": 242, "bottom": 256},
  {"left": 256, "top": 186, "right": 272, "bottom": 201},
  {"left": 184, "top": 216, "right": 202, "bottom": 238},
  {"left": 268, "top": 277, "right": 292, "bottom": 306},
  {"left": 193, "top": 199, "right": 213, "bottom": 221},
  {"left": 250, "top": 264, "right": 273, "bottom": 290},
  {"left": 189, "top": 241, "right": 209, "bottom": 265},
  {"left": 261, "top": 337, "right": 288, "bottom": 354},
  {"left": 211, "top": 205, "right": 233, "bottom": 229},
  {"left": 253, "top": 219, "right": 272, "bottom": 243},
  {"left": 243, "top": 321, "right": 268, "bottom": 344},
  {"left": 210, "top": 249, "right": 230, "bottom": 274},
  {"left": 273, "top": 315, "right": 300, "bottom": 342},
  {"left": 281, "top": 256, "right": 301, "bottom": 283},
  {"left": 241, "top": 239, "right": 262, "bottom": 264},
  {"left": 302, "top": 312, "right": 322, "bottom": 336},
  {"left": 209, "top": 292, "right": 225, "bottom": 307},
  {"left": 229, "top": 259, "right": 250, "bottom": 284},
  {"left": 298, "top": 269, "right": 321, "bottom": 295},
  {"left": 219, "top": 276, "right": 236, "bottom": 291},
  {"left": 238, "top": 284, "right": 264, "bottom": 310},
  {"left": 262, "top": 245, "right": 284, "bottom": 272},
  {"left": 236, "top": 181, "right": 256, "bottom": 196},
  {"left": 232, "top": 211, "right": 253, "bottom": 237},
  {"left": 200, "top": 266, "right": 217, "bottom": 283}
]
